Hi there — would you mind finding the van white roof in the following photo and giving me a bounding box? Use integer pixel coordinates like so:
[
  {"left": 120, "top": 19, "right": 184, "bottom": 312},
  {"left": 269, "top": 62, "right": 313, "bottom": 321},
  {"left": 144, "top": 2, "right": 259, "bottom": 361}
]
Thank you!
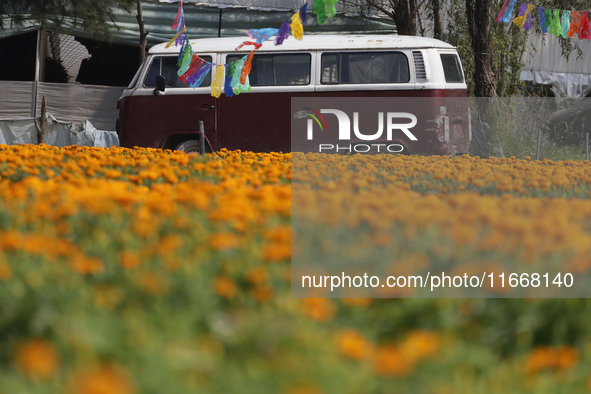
[{"left": 149, "top": 34, "right": 455, "bottom": 54}]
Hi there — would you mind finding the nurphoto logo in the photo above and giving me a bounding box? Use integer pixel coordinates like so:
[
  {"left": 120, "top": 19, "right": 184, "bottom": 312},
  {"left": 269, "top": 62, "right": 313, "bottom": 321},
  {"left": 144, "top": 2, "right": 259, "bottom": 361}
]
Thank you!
[{"left": 295, "top": 108, "right": 418, "bottom": 153}]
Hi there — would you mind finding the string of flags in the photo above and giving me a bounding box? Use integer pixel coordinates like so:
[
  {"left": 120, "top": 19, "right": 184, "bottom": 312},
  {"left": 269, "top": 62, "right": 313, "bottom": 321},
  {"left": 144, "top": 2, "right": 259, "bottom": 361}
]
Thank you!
[
  {"left": 165, "top": 0, "right": 340, "bottom": 97},
  {"left": 497, "top": 1, "right": 591, "bottom": 40}
]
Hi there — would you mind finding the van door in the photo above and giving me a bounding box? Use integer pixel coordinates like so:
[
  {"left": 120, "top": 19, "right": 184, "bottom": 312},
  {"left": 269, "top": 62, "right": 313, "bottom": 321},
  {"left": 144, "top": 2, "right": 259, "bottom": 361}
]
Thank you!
[
  {"left": 126, "top": 55, "right": 217, "bottom": 150},
  {"left": 439, "top": 51, "right": 470, "bottom": 154},
  {"left": 217, "top": 52, "right": 316, "bottom": 153}
]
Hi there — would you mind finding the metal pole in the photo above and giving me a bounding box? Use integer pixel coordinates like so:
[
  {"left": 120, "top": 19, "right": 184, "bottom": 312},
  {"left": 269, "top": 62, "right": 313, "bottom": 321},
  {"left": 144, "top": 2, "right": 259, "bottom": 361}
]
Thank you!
[
  {"left": 536, "top": 128, "right": 541, "bottom": 160},
  {"left": 218, "top": 9, "right": 222, "bottom": 38},
  {"left": 586, "top": 132, "right": 589, "bottom": 161},
  {"left": 31, "top": 29, "right": 42, "bottom": 118},
  {"left": 34, "top": 95, "right": 47, "bottom": 144},
  {"left": 199, "top": 121, "right": 205, "bottom": 154},
  {"left": 585, "top": 117, "right": 588, "bottom": 161}
]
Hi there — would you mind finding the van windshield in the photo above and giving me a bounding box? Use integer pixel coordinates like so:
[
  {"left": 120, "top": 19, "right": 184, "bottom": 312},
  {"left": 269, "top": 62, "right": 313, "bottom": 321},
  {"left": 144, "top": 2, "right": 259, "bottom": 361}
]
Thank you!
[
  {"left": 143, "top": 55, "right": 213, "bottom": 88},
  {"left": 226, "top": 53, "right": 311, "bottom": 86},
  {"left": 127, "top": 60, "right": 144, "bottom": 89},
  {"left": 321, "top": 52, "right": 410, "bottom": 84}
]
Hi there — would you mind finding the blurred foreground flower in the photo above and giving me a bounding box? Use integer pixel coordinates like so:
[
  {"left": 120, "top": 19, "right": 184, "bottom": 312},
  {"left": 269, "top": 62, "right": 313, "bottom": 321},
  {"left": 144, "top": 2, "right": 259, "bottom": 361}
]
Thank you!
[
  {"left": 69, "top": 365, "right": 136, "bottom": 394},
  {"left": 524, "top": 346, "right": 579, "bottom": 374},
  {"left": 335, "top": 329, "right": 374, "bottom": 359},
  {"left": 301, "top": 298, "right": 336, "bottom": 322},
  {"left": 14, "top": 339, "right": 60, "bottom": 379}
]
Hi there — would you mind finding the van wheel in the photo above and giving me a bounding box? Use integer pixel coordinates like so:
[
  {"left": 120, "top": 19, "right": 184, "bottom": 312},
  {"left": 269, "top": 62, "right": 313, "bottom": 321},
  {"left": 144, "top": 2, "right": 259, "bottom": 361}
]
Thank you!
[{"left": 175, "top": 140, "right": 205, "bottom": 154}]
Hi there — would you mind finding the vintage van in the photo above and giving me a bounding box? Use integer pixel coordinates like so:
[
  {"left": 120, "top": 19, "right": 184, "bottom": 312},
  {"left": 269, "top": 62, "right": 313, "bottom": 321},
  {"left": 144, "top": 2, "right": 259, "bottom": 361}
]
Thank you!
[{"left": 117, "top": 34, "right": 470, "bottom": 155}]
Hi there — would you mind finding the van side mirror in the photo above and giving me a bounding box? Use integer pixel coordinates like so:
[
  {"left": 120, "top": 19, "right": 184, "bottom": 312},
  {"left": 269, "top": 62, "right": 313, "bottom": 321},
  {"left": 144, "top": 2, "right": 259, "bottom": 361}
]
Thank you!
[{"left": 154, "top": 76, "right": 166, "bottom": 96}]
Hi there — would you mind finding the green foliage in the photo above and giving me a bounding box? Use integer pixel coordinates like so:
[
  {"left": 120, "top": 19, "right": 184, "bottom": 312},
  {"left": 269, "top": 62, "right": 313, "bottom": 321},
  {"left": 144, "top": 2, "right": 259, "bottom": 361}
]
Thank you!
[
  {"left": 0, "top": 0, "right": 135, "bottom": 40},
  {"left": 444, "top": 0, "right": 528, "bottom": 97},
  {"left": 443, "top": 0, "right": 591, "bottom": 97},
  {"left": 473, "top": 97, "right": 591, "bottom": 160}
]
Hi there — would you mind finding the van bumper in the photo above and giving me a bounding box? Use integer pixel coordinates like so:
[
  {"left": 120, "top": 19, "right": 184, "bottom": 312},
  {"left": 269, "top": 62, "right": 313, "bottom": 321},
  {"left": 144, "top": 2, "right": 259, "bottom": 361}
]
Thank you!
[{"left": 448, "top": 141, "right": 470, "bottom": 156}]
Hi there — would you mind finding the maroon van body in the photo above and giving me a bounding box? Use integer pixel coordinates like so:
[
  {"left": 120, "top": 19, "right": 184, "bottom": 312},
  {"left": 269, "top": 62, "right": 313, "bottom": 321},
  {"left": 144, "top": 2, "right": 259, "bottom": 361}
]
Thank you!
[{"left": 117, "top": 35, "right": 470, "bottom": 155}]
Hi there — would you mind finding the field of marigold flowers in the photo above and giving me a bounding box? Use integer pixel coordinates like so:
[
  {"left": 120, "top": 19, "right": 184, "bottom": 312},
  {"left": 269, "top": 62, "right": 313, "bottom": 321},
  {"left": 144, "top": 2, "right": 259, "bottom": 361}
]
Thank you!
[
  {"left": 1, "top": 144, "right": 591, "bottom": 393},
  {"left": 291, "top": 153, "right": 591, "bottom": 297}
]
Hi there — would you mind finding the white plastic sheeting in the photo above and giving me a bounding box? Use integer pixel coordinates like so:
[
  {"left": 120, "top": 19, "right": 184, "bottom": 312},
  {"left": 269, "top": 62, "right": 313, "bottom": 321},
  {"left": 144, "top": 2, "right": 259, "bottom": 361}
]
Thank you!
[
  {"left": 0, "top": 81, "right": 121, "bottom": 131},
  {"left": 521, "top": 69, "right": 591, "bottom": 100},
  {"left": 35, "top": 83, "right": 122, "bottom": 131},
  {"left": 0, "top": 115, "right": 119, "bottom": 147},
  {"left": 521, "top": 33, "right": 591, "bottom": 100},
  {"left": 0, "top": 81, "right": 35, "bottom": 119},
  {"left": 0, "top": 118, "right": 37, "bottom": 145}
]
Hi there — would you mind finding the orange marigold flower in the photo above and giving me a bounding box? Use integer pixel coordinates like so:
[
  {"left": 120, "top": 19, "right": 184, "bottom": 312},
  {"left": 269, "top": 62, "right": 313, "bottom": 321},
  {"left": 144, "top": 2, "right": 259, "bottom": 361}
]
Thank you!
[
  {"left": 524, "top": 346, "right": 579, "bottom": 375},
  {"left": 301, "top": 298, "right": 336, "bottom": 322},
  {"left": 373, "top": 345, "right": 412, "bottom": 376},
  {"left": 162, "top": 171, "right": 179, "bottom": 183},
  {"left": 341, "top": 298, "right": 371, "bottom": 307},
  {"left": 209, "top": 233, "right": 239, "bottom": 250},
  {"left": 69, "top": 365, "right": 136, "bottom": 394},
  {"left": 158, "top": 235, "right": 183, "bottom": 253},
  {"left": 103, "top": 169, "right": 122, "bottom": 179},
  {"left": 555, "top": 346, "right": 579, "bottom": 370},
  {"left": 70, "top": 255, "right": 104, "bottom": 275},
  {"left": 335, "top": 330, "right": 374, "bottom": 360},
  {"left": 263, "top": 243, "right": 291, "bottom": 262},
  {"left": 524, "top": 347, "right": 555, "bottom": 374},
  {"left": 251, "top": 286, "right": 273, "bottom": 302},
  {"left": 265, "top": 226, "right": 291, "bottom": 243},
  {"left": 136, "top": 272, "right": 170, "bottom": 295},
  {"left": 214, "top": 277, "right": 237, "bottom": 298},
  {"left": 245, "top": 266, "right": 269, "bottom": 285},
  {"left": 400, "top": 330, "right": 440, "bottom": 363},
  {"left": 14, "top": 339, "right": 60, "bottom": 379},
  {"left": 119, "top": 251, "right": 141, "bottom": 270}
]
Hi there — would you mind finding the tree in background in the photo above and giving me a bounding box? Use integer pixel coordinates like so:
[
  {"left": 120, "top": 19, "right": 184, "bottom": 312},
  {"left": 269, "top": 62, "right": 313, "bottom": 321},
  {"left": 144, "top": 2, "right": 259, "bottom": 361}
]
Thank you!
[
  {"left": 465, "top": 0, "right": 495, "bottom": 97},
  {"left": 341, "top": 0, "right": 418, "bottom": 35},
  {"left": 136, "top": 0, "right": 148, "bottom": 64},
  {"left": 367, "top": 0, "right": 418, "bottom": 35},
  {"left": 347, "top": 0, "right": 504, "bottom": 96},
  {"left": 0, "top": 0, "right": 134, "bottom": 40},
  {"left": 416, "top": 0, "right": 443, "bottom": 39},
  {"left": 446, "top": 0, "right": 590, "bottom": 98},
  {"left": 1, "top": 0, "right": 148, "bottom": 69},
  {"left": 348, "top": 0, "right": 589, "bottom": 98}
]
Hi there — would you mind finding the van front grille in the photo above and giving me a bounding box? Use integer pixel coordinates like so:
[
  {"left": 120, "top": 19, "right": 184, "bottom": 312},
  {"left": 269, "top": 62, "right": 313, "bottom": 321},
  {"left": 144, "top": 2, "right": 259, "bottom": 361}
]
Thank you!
[{"left": 413, "top": 51, "right": 427, "bottom": 80}]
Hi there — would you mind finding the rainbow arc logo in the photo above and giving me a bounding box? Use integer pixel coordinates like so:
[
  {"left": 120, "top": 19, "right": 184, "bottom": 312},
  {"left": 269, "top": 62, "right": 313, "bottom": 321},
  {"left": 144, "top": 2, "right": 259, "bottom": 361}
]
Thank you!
[{"left": 301, "top": 107, "right": 329, "bottom": 132}]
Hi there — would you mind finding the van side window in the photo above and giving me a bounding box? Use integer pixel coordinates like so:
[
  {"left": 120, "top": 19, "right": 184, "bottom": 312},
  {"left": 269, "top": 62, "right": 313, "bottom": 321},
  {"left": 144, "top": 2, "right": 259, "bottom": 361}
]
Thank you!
[
  {"left": 144, "top": 56, "right": 213, "bottom": 88},
  {"left": 440, "top": 54, "right": 464, "bottom": 83},
  {"left": 321, "top": 52, "right": 410, "bottom": 84},
  {"left": 322, "top": 54, "right": 339, "bottom": 84},
  {"left": 226, "top": 54, "right": 311, "bottom": 86}
]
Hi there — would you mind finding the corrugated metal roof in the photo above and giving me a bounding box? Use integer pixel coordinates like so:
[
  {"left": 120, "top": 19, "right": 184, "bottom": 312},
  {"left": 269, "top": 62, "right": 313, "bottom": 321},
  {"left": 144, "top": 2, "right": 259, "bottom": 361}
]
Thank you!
[
  {"left": 156, "top": 0, "right": 379, "bottom": 16},
  {"left": 0, "top": 2, "right": 396, "bottom": 46}
]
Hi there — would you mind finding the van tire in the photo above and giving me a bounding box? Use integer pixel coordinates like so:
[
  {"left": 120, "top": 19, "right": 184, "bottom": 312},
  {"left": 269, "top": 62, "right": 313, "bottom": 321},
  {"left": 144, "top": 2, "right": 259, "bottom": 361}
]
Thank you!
[{"left": 176, "top": 140, "right": 205, "bottom": 154}]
